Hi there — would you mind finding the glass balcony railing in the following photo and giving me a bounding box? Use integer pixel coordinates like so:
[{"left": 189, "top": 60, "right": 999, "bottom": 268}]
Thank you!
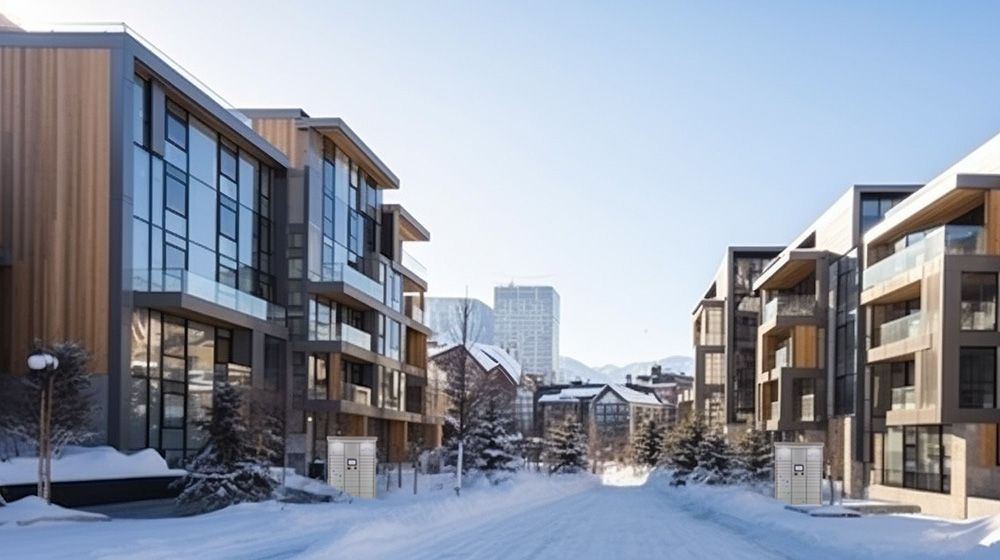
[
  {"left": 877, "top": 311, "right": 922, "bottom": 347},
  {"left": 133, "top": 268, "right": 285, "bottom": 322},
  {"left": 891, "top": 386, "right": 916, "bottom": 411},
  {"left": 401, "top": 250, "right": 427, "bottom": 279},
  {"left": 320, "top": 263, "right": 384, "bottom": 302},
  {"left": 342, "top": 383, "right": 372, "bottom": 406},
  {"left": 762, "top": 294, "right": 817, "bottom": 323},
  {"left": 773, "top": 345, "right": 791, "bottom": 370},
  {"left": 863, "top": 225, "right": 986, "bottom": 290},
  {"left": 339, "top": 323, "right": 373, "bottom": 350},
  {"left": 769, "top": 401, "right": 779, "bottom": 422}
]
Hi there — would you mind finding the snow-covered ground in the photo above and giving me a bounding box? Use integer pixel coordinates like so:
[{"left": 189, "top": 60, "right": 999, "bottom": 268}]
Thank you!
[{"left": 2, "top": 467, "right": 999, "bottom": 559}]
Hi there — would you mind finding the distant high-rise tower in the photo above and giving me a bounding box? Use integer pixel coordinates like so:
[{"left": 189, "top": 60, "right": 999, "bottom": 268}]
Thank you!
[{"left": 494, "top": 285, "right": 560, "bottom": 384}]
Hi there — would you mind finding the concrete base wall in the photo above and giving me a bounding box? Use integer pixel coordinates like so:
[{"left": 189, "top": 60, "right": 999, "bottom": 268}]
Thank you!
[
  {"left": 967, "top": 497, "right": 1000, "bottom": 518},
  {"left": 868, "top": 484, "right": 966, "bottom": 519}
]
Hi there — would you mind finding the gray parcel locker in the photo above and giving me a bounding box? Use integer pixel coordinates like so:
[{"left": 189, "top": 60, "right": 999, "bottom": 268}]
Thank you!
[
  {"left": 327, "top": 436, "right": 378, "bottom": 498},
  {"left": 774, "top": 442, "right": 823, "bottom": 505}
]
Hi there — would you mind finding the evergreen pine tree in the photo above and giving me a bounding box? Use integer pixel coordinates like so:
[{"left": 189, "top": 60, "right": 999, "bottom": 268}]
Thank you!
[
  {"left": 691, "top": 428, "right": 732, "bottom": 485},
  {"left": 732, "top": 428, "right": 773, "bottom": 485},
  {"left": 544, "top": 416, "right": 588, "bottom": 474},
  {"left": 176, "top": 384, "right": 276, "bottom": 514},
  {"left": 632, "top": 420, "right": 663, "bottom": 468},
  {"left": 466, "top": 394, "right": 523, "bottom": 481},
  {"left": 661, "top": 414, "right": 705, "bottom": 486}
]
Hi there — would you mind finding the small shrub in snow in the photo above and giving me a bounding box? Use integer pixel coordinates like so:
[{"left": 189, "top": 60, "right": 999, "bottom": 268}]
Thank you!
[
  {"left": 544, "top": 416, "right": 588, "bottom": 474},
  {"left": 176, "top": 384, "right": 276, "bottom": 514}
]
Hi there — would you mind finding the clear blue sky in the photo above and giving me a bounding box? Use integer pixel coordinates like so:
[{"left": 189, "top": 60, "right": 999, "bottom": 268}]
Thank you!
[{"left": 5, "top": 1, "right": 1000, "bottom": 367}]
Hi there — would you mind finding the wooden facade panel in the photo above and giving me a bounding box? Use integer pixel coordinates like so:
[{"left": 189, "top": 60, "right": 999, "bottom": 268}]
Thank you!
[
  {"left": 986, "top": 191, "right": 1000, "bottom": 255},
  {"left": 792, "top": 325, "right": 818, "bottom": 368},
  {"left": 252, "top": 118, "right": 300, "bottom": 167},
  {"left": 0, "top": 47, "right": 111, "bottom": 374}
]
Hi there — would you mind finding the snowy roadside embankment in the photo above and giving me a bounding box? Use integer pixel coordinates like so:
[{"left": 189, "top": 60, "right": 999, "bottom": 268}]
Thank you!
[
  {"left": 0, "top": 496, "right": 109, "bottom": 527},
  {"left": 650, "top": 472, "right": 1000, "bottom": 559},
  {"left": 0, "top": 446, "right": 185, "bottom": 485}
]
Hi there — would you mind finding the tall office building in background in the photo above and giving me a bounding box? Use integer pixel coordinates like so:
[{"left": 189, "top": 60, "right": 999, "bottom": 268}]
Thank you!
[
  {"left": 494, "top": 285, "right": 560, "bottom": 383},
  {"left": 425, "top": 297, "right": 495, "bottom": 345}
]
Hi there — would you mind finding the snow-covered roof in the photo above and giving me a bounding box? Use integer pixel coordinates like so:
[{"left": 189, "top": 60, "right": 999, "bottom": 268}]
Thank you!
[
  {"left": 429, "top": 342, "right": 522, "bottom": 384},
  {"left": 537, "top": 386, "right": 605, "bottom": 404},
  {"left": 606, "top": 384, "right": 663, "bottom": 406}
]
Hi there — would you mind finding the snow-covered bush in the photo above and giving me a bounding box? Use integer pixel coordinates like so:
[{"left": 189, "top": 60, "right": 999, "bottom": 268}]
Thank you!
[
  {"left": 176, "top": 383, "right": 276, "bottom": 514},
  {"left": 731, "top": 428, "right": 773, "bottom": 485},
  {"left": 632, "top": 420, "right": 664, "bottom": 467},
  {"left": 690, "top": 428, "right": 732, "bottom": 485},
  {"left": 465, "top": 394, "right": 523, "bottom": 482},
  {"left": 660, "top": 414, "right": 706, "bottom": 485},
  {"left": 544, "top": 416, "right": 588, "bottom": 474}
]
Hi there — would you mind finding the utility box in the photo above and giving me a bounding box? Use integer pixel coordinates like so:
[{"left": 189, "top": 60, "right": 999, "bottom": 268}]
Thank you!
[
  {"left": 327, "top": 436, "right": 378, "bottom": 498},
  {"left": 774, "top": 442, "right": 823, "bottom": 505}
]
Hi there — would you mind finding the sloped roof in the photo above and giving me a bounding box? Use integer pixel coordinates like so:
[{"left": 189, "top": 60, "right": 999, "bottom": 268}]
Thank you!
[
  {"left": 537, "top": 386, "right": 605, "bottom": 404},
  {"left": 429, "top": 342, "right": 522, "bottom": 384},
  {"left": 606, "top": 384, "right": 663, "bottom": 406}
]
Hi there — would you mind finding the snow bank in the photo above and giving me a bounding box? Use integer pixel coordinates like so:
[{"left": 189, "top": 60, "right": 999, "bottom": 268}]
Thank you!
[
  {"left": 0, "top": 496, "right": 109, "bottom": 527},
  {"left": 650, "top": 474, "right": 1000, "bottom": 559},
  {"left": 0, "top": 446, "right": 185, "bottom": 485}
]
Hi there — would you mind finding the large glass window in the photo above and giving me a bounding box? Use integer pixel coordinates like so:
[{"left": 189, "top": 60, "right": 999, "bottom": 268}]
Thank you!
[
  {"left": 883, "top": 426, "right": 949, "bottom": 493},
  {"left": 961, "top": 273, "right": 997, "bottom": 331},
  {"left": 704, "top": 352, "right": 724, "bottom": 385},
  {"left": 831, "top": 250, "right": 858, "bottom": 415},
  {"left": 959, "top": 347, "right": 997, "bottom": 409}
]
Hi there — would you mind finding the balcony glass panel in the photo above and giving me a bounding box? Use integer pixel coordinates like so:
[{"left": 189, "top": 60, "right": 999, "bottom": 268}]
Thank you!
[
  {"left": 762, "top": 294, "right": 817, "bottom": 323},
  {"left": 773, "top": 345, "right": 791, "bottom": 369},
  {"left": 863, "top": 225, "right": 986, "bottom": 290},
  {"left": 891, "top": 386, "right": 916, "bottom": 411},
  {"left": 339, "top": 323, "right": 373, "bottom": 350},
  {"left": 320, "top": 262, "right": 383, "bottom": 301},
  {"left": 401, "top": 250, "right": 427, "bottom": 279},
  {"left": 133, "top": 268, "right": 285, "bottom": 321},
  {"left": 343, "top": 383, "right": 372, "bottom": 406},
  {"left": 878, "top": 311, "right": 922, "bottom": 347}
]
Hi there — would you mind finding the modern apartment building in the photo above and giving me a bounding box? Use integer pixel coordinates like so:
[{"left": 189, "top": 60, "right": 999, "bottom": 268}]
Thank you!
[
  {"left": 494, "top": 285, "right": 561, "bottom": 383},
  {"left": 751, "top": 185, "right": 918, "bottom": 492},
  {"left": 243, "top": 109, "right": 438, "bottom": 470},
  {"left": 691, "top": 247, "right": 781, "bottom": 435},
  {"left": 856, "top": 139, "right": 1000, "bottom": 518},
  {"left": 0, "top": 26, "right": 438, "bottom": 474},
  {"left": 425, "top": 296, "right": 495, "bottom": 345},
  {"left": 0, "top": 27, "right": 292, "bottom": 467}
]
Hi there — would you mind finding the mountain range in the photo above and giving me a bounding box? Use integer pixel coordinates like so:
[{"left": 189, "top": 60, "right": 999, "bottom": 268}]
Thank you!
[{"left": 559, "top": 355, "right": 693, "bottom": 384}]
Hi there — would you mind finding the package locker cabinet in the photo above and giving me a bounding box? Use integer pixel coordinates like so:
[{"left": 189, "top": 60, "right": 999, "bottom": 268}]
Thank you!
[
  {"left": 774, "top": 442, "right": 823, "bottom": 505},
  {"left": 327, "top": 436, "right": 378, "bottom": 498}
]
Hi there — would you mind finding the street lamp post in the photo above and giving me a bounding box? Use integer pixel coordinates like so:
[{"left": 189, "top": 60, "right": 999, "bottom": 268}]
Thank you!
[{"left": 27, "top": 351, "right": 59, "bottom": 503}]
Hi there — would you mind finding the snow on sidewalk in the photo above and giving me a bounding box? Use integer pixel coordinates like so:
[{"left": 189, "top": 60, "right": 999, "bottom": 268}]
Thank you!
[{"left": 650, "top": 473, "right": 1000, "bottom": 559}]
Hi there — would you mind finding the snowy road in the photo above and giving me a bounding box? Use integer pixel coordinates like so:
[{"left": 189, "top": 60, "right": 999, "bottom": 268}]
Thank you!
[
  {"left": 4, "top": 471, "right": 996, "bottom": 559},
  {"left": 333, "top": 484, "right": 788, "bottom": 560}
]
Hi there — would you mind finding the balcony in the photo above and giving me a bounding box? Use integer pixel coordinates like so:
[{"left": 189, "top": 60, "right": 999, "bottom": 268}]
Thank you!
[
  {"left": 404, "top": 295, "right": 425, "bottom": 324},
  {"left": 339, "top": 323, "right": 372, "bottom": 350},
  {"left": 891, "top": 386, "right": 916, "bottom": 411},
  {"left": 133, "top": 268, "right": 285, "bottom": 322},
  {"left": 863, "top": 225, "right": 985, "bottom": 291},
  {"left": 401, "top": 250, "right": 428, "bottom": 280},
  {"left": 318, "top": 263, "right": 384, "bottom": 302},
  {"left": 342, "top": 383, "right": 372, "bottom": 406},
  {"left": 762, "top": 294, "right": 817, "bottom": 324},
  {"left": 878, "top": 311, "right": 922, "bottom": 346}
]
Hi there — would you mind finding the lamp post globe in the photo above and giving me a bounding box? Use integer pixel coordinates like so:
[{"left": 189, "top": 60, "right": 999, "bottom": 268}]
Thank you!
[{"left": 27, "top": 352, "right": 50, "bottom": 372}]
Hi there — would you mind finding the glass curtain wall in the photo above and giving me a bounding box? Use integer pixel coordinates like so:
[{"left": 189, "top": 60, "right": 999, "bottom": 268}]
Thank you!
[
  {"left": 130, "top": 75, "right": 275, "bottom": 303},
  {"left": 317, "top": 140, "right": 382, "bottom": 281}
]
